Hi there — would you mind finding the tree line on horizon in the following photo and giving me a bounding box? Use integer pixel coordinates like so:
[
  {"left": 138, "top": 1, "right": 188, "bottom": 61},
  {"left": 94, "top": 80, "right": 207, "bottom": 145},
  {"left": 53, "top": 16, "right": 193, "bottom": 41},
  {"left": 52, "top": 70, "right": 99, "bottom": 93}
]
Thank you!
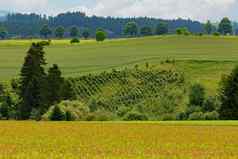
[
  {"left": 0, "top": 12, "right": 204, "bottom": 39},
  {"left": 0, "top": 12, "right": 235, "bottom": 40}
]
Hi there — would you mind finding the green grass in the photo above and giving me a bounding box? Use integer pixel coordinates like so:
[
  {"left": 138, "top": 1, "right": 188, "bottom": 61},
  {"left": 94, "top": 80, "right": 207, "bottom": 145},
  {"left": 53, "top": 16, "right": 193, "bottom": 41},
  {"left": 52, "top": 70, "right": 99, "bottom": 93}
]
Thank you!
[{"left": 1, "top": 35, "right": 238, "bottom": 93}]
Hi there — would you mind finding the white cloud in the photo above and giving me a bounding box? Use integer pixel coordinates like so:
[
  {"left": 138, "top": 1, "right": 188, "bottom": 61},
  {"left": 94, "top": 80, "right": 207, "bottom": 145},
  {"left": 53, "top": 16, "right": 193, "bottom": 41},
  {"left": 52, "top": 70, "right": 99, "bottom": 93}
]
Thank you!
[
  {"left": 71, "top": 0, "right": 237, "bottom": 21},
  {"left": 0, "top": 0, "right": 48, "bottom": 13}
]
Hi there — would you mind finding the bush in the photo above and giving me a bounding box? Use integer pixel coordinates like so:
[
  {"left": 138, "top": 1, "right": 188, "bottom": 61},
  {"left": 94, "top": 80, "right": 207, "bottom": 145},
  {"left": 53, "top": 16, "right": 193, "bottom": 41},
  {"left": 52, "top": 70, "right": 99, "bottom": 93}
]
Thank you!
[
  {"left": 70, "top": 38, "right": 80, "bottom": 44},
  {"left": 30, "top": 108, "right": 41, "bottom": 121},
  {"left": 88, "top": 98, "right": 98, "bottom": 112},
  {"left": 204, "top": 111, "right": 219, "bottom": 120},
  {"left": 96, "top": 31, "right": 106, "bottom": 42},
  {"left": 188, "top": 112, "right": 205, "bottom": 120},
  {"left": 203, "top": 96, "right": 219, "bottom": 112},
  {"left": 213, "top": 32, "right": 220, "bottom": 36},
  {"left": 176, "top": 112, "right": 187, "bottom": 120},
  {"left": 161, "top": 114, "right": 176, "bottom": 121},
  {"left": 186, "top": 105, "right": 203, "bottom": 115},
  {"left": 50, "top": 106, "right": 65, "bottom": 121},
  {"left": 189, "top": 83, "right": 205, "bottom": 106},
  {"left": 117, "top": 106, "right": 131, "bottom": 117},
  {"left": 123, "top": 111, "right": 148, "bottom": 121},
  {"left": 199, "top": 33, "right": 203, "bottom": 36},
  {"left": 65, "top": 110, "right": 75, "bottom": 121},
  {"left": 87, "top": 110, "right": 116, "bottom": 121},
  {"left": 39, "top": 40, "right": 51, "bottom": 46}
]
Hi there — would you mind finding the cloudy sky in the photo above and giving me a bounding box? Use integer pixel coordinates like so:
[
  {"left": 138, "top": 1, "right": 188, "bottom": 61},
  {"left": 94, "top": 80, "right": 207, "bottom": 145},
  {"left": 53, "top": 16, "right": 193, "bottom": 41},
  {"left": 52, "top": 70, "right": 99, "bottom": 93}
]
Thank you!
[{"left": 0, "top": 0, "right": 238, "bottom": 22}]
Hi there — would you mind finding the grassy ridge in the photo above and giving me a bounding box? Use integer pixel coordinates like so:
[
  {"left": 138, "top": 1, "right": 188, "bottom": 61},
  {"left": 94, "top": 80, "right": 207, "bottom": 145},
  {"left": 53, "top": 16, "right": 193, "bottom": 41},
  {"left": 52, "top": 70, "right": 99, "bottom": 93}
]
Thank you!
[{"left": 0, "top": 35, "right": 238, "bottom": 92}]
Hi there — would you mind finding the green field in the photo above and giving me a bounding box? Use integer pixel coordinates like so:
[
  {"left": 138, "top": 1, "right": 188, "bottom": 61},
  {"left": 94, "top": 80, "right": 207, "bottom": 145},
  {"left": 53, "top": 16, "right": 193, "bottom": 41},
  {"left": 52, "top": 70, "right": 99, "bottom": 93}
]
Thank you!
[
  {"left": 1, "top": 35, "right": 238, "bottom": 93},
  {"left": 0, "top": 121, "right": 237, "bottom": 159}
]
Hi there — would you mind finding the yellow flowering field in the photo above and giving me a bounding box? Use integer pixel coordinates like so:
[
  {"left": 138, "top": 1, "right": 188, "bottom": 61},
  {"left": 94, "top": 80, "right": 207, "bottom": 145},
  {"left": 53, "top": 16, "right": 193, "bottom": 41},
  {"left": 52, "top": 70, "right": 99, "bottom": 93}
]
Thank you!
[{"left": 0, "top": 121, "right": 238, "bottom": 159}]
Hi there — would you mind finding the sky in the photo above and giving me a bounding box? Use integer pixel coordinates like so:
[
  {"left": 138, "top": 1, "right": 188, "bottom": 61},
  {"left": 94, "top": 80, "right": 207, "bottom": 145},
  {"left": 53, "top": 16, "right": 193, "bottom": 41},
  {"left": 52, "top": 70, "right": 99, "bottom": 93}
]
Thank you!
[{"left": 0, "top": 0, "right": 238, "bottom": 22}]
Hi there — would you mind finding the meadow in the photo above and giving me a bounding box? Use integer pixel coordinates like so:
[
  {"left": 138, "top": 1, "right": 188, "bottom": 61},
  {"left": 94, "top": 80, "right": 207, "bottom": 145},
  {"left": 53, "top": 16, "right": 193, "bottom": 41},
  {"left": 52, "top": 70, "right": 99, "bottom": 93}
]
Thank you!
[
  {"left": 0, "top": 121, "right": 237, "bottom": 159},
  {"left": 1, "top": 36, "right": 238, "bottom": 158},
  {"left": 1, "top": 35, "right": 238, "bottom": 93}
]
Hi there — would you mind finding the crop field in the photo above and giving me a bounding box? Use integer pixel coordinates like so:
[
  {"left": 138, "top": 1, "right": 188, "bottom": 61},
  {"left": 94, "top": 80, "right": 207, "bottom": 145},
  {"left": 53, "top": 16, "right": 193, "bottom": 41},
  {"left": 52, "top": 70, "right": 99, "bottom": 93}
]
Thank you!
[
  {"left": 0, "top": 121, "right": 237, "bottom": 159},
  {"left": 1, "top": 36, "right": 238, "bottom": 92}
]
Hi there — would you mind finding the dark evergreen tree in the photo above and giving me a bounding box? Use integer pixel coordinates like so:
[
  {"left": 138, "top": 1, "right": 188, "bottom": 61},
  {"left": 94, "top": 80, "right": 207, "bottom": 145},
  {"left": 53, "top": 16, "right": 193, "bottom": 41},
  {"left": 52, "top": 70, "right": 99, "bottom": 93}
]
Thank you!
[
  {"left": 70, "top": 26, "right": 79, "bottom": 37},
  {"left": 0, "top": 26, "right": 7, "bottom": 39},
  {"left": 40, "top": 24, "right": 52, "bottom": 38},
  {"left": 155, "top": 22, "right": 168, "bottom": 35},
  {"left": 140, "top": 26, "right": 153, "bottom": 36},
  {"left": 47, "top": 64, "right": 64, "bottom": 105},
  {"left": 124, "top": 22, "right": 138, "bottom": 36},
  {"left": 204, "top": 20, "right": 213, "bottom": 34},
  {"left": 82, "top": 28, "right": 90, "bottom": 39},
  {"left": 55, "top": 26, "right": 65, "bottom": 38},
  {"left": 218, "top": 17, "right": 232, "bottom": 35},
  {"left": 219, "top": 66, "right": 238, "bottom": 119},
  {"left": 19, "top": 42, "right": 48, "bottom": 119},
  {"left": 0, "top": 95, "right": 12, "bottom": 119},
  {"left": 62, "top": 79, "right": 75, "bottom": 100},
  {"left": 189, "top": 83, "right": 205, "bottom": 106}
]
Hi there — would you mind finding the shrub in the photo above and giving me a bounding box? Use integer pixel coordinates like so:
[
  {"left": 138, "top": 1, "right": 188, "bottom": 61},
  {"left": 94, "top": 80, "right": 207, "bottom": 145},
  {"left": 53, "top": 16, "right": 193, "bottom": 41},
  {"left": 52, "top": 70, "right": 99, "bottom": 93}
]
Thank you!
[
  {"left": 88, "top": 98, "right": 98, "bottom": 112},
  {"left": 176, "top": 112, "right": 187, "bottom": 120},
  {"left": 123, "top": 111, "right": 148, "bottom": 121},
  {"left": 213, "top": 32, "right": 220, "bottom": 36},
  {"left": 39, "top": 40, "right": 51, "bottom": 46},
  {"left": 88, "top": 110, "right": 116, "bottom": 121},
  {"left": 204, "top": 111, "right": 219, "bottom": 120},
  {"left": 203, "top": 96, "right": 219, "bottom": 112},
  {"left": 50, "top": 106, "right": 65, "bottom": 121},
  {"left": 161, "top": 114, "right": 176, "bottom": 121},
  {"left": 185, "top": 105, "right": 203, "bottom": 116},
  {"left": 189, "top": 83, "right": 205, "bottom": 106},
  {"left": 65, "top": 110, "right": 75, "bottom": 121},
  {"left": 30, "top": 108, "right": 41, "bottom": 121},
  {"left": 117, "top": 106, "right": 131, "bottom": 117},
  {"left": 96, "top": 31, "right": 106, "bottom": 42},
  {"left": 188, "top": 112, "right": 205, "bottom": 120},
  {"left": 70, "top": 38, "right": 80, "bottom": 44},
  {"left": 197, "top": 33, "right": 203, "bottom": 36}
]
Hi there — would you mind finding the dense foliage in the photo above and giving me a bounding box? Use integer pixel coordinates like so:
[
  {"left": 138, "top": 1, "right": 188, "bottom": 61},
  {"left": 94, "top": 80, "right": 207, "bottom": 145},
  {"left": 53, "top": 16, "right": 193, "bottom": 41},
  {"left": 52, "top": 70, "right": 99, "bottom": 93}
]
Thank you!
[
  {"left": 219, "top": 66, "right": 238, "bottom": 119},
  {"left": 218, "top": 17, "right": 233, "bottom": 35},
  {"left": 0, "top": 12, "right": 203, "bottom": 38}
]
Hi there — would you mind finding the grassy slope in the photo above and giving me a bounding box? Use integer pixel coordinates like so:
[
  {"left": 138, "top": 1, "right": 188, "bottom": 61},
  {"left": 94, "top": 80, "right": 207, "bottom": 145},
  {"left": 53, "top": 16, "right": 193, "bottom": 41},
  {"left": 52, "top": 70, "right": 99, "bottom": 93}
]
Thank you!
[{"left": 0, "top": 35, "right": 238, "bottom": 93}]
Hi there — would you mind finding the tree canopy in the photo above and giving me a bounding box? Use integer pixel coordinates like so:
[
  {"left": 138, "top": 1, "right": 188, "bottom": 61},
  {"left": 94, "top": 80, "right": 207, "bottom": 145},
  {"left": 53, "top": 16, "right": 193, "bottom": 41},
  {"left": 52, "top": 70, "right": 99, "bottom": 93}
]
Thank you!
[
  {"left": 124, "top": 22, "right": 138, "bottom": 37},
  {"left": 55, "top": 26, "right": 65, "bottom": 38},
  {"left": 155, "top": 22, "right": 168, "bottom": 35},
  {"left": 218, "top": 17, "right": 232, "bottom": 35},
  {"left": 204, "top": 20, "right": 213, "bottom": 34},
  {"left": 219, "top": 66, "right": 238, "bottom": 119}
]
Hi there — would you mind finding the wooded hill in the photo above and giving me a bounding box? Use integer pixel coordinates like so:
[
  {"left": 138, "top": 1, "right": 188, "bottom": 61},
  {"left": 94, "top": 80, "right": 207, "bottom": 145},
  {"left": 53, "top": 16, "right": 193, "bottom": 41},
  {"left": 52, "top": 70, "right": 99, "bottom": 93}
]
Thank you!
[{"left": 0, "top": 12, "right": 203, "bottom": 38}]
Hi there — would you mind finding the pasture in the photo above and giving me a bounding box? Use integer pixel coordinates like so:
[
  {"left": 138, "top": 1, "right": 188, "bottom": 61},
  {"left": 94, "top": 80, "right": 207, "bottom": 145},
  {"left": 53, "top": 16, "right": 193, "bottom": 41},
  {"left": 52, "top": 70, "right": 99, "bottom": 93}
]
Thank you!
[
  {"left": 0, "top": 121, "right": 237, "bottom": 159},
  {"left": 1, "top": 35, "right": 238, "bottom": 93}
]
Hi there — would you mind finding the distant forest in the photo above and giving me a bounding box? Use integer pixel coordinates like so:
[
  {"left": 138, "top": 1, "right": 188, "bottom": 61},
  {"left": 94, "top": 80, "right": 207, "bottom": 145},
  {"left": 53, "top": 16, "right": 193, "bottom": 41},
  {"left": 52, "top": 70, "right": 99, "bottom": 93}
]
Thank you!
[{"left": 0, "top": 12, "right": 204, "bottom": 38}]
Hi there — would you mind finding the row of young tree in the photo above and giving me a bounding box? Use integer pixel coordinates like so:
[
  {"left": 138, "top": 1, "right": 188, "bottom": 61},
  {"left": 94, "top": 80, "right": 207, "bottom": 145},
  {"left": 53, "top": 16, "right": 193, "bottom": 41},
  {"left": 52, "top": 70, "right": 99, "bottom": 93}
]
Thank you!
[{"left": 1, "top": 41, "right": 238, "bottom": 120}]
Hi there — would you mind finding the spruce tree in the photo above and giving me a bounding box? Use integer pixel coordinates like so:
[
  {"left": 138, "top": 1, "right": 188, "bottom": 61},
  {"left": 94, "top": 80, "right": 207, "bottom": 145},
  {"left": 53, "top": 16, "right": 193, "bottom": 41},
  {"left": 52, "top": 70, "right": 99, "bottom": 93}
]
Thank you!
[
  {"left": 19, "top": 42, "right": 48, "bottom": 119},
  {"left": 219, "top": 66, "right": 238, "bottom": 119},
  {"left": 47, "top": 64, "right": 64, "bottom": 105}
]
